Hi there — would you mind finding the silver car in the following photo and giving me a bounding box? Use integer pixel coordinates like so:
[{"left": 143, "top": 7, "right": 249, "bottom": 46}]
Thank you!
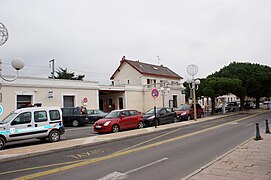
[{"left": 0, "top": 107, "right": 65, "bottom": 150}]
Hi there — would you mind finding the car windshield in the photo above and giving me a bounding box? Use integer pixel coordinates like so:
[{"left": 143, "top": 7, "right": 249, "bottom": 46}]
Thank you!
[
  {"left": 0, "top": 113, "right": 17, "bottom": 124},
  {"left": 105, "top": 111, "right": 121, "bottom": 119},
  {"left": 145, "top": 108, "right": 160, "bottom": 115},
  {"left": 176, "top": 104, "right": 190, "bottom": 110}
]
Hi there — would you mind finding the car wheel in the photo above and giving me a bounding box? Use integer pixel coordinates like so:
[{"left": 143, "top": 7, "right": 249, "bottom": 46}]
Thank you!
[
  {"left": 0, "top": 137, "right": 5, "bottom": 150},
  {"left": 187, "top": 115, "right": 191, "bottom": 120},
  {"left": 112, "top": 124, "right": 120, "bottom": 133},
  {"left": 138, "top": 121, "right": 144, "bottom": 129},
  {"left": 48, "top": 130, "right": 60, "bottom": 142},
  {"left": 72, "top": 120, "right": 80, "bottom": 127}
]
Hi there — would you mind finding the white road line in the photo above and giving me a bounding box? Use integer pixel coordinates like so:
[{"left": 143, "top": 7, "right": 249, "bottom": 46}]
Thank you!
[{"left": 97, "top": 157, "right": 168, "bottom": 180}]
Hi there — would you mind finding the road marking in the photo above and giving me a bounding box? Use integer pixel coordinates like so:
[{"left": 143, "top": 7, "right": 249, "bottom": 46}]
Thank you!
[
  {"left": 97, "top": 158, "right": 168, "bottom": 180},
  {"left": 14, "top": 113, "right": 258, "bottom": 180}
]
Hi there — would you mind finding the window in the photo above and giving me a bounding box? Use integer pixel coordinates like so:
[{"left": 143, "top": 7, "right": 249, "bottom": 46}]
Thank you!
[
  {"left": 12, "top": 112, "right": 31, "bottom": 125},
  {"left": 17, "top": 95, "right": 32, "bottom": 109},
  {"left": 129, "top": 110, "right": 137, "bottom": 116},
  {"left": 147, "top": 79, "right": 156, "bottom": 87},
  {"left": 34, "top": 111, "right": 48, "bottom": 122},
  {"left": 49, "top": 110, "right": 61, "bottom": 121},
  {"left": 63, "top": 96, "right": 74, "bottom": 107}
]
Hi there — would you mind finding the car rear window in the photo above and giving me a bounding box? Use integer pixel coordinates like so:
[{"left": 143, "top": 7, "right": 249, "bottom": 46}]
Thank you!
[{"left": 49, "top": 110, "right": 61, "bottom": 121}]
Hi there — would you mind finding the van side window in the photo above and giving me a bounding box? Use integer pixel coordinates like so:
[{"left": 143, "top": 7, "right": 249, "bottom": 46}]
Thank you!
[
  {"left": 49, "top": 110, "right": 61, "bottom": 121},
  {"left": 34, "top": 111, "right": 48, "bottom": 122},
  {"left": 12, "top": 112, "right": 31, "bottom": 125}
]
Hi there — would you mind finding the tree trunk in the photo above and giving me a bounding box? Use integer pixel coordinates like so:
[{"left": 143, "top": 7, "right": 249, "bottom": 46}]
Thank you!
[
  {"left": 211, "top": 97, "right": 216, "bottom": 115},
  {"left": 256, "top": 97, "right": 260, "bottom": 109},
  {"left": 240, "top": 96, "right": 245, "bottom": 111}
]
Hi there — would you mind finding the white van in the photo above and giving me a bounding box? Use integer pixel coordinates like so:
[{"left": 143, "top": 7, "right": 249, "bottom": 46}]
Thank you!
[{"left": 0, "top": 107, "right": 65, "bottom": 150}]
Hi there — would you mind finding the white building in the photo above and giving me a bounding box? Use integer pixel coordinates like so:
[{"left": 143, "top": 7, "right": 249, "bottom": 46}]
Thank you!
[{"left": 0, "top": 57, "right": 185, "bottom": 119}]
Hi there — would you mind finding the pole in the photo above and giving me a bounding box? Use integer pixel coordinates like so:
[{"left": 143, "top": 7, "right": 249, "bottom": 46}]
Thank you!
[
  {"left": 49, "top": 59, "right": 55, "bottom": 79},
  {"left": 193, "top": 85, "right": 197, "bottom": 120}
]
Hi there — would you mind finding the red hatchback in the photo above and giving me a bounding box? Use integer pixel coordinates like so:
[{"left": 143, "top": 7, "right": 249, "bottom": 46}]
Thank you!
[{"left": 94, "top": 109, "right": 144, "bottom": 133}]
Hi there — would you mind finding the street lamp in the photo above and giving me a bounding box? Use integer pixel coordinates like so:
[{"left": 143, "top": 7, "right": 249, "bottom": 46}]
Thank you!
[
  {"left": 186, "top": 64, "right": 200, "bottom": 120},
  {"left": 0, "top": 22, "right": 24, "bottom": 88},
  {"left": 160, "top": 81, "right": 170, "bottom": 107}
]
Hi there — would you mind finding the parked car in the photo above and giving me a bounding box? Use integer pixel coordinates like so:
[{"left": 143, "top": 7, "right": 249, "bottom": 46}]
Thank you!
[
  {"left": 225, "top": 102, "right": 239, "bottom": 112},
  {"left": 143, "top": 107, "right": 177, "bottom": 126},
  {"left": 0, "top": 107, "right": 65, "bottom": 150},
  {"left": 61, "top": 106, "right": 89, "bottom": 127},
  {"left": 93, "top": 109, "right": 144, "bottom": 133},
  {"left": 175, "top": 104, "right": 204, "bottom": 120},
  {"left": 87, "top": 109, "right": 108, "bottom": 123}
]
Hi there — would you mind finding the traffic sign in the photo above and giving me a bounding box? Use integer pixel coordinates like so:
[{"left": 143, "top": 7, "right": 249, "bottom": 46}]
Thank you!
[
  {"left": 83, "top": 97, "right": 88, "bottom": 103},
  {"left": 0, "top": 105, "right": 3, "bottom": 115},
  {"left": 151, "top": 88, "right": 159, "bottom": 98}
]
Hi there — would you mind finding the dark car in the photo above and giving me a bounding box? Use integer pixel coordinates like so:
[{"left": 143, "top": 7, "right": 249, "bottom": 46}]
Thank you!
[
  {"left": 87, "top": 109, "right": 108, "bottom": 123},
  {"left": 175, "top": 104, "right": 204, "bottom": 120},
  {"left": 94, "top": 109, "right": 144, "bottom": 133},
  {"left": 225, "top": 102, "right": 239, "bottom": 112},
  {"left": 61, "top": 106, "right": 89, "bottom": 127},
  {"left": 143, "top": 107, "right": 177, "bottom": 126}
]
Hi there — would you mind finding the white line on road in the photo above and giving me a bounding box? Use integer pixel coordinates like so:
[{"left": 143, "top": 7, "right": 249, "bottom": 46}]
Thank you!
[{"left": 97, "top": 157, "right": 168, "bottom": 180}]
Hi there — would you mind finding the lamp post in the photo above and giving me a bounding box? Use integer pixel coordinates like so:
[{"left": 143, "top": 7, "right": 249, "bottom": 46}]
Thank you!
[
  {"left": 186, "top": 64, "right": 200, "bottom": 120},
  {"left": 160, "top": 81, "right": 170, "bottom": 107},
  {"left": 0, "top": 22, "right": 24, "bottom": 89}
]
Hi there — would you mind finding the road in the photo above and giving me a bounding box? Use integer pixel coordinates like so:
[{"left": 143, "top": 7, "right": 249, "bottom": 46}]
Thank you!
[{"left": 0, "top": 110, "right": 270, "bottom": 180}]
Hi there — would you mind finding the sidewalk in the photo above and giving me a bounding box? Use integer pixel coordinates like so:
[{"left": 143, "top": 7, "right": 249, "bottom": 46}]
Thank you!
[{"left": 184, "top": 132, "right": 271, "bottom": 180}]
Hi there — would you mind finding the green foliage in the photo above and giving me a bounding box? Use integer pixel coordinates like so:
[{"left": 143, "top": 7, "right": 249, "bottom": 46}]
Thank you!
[{"left": 49, "top": 67, "right": 85, "bottom": 80}]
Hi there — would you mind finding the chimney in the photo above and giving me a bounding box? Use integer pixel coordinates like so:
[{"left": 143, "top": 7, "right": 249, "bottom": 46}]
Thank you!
[{"left": 120, "top": 56, "right": 125, "bottom": 64}]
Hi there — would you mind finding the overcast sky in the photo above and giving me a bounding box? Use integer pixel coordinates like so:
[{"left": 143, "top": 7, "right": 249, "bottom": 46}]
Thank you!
[{"left": 1, "top": 0, "right": 271, "bottom": 84}]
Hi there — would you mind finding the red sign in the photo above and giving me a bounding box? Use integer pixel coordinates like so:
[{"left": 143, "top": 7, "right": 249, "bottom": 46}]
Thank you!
[
  {"left": 83, "top": 97, "right": 88, "bottom": 103},
  {"left": 151, "top": 88, "right": 159, "bottom": 98}
]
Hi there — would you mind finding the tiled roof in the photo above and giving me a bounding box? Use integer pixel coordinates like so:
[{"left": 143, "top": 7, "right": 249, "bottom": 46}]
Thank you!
[{"left": 110, "top": 57, "right": 182, "bottom": 80}]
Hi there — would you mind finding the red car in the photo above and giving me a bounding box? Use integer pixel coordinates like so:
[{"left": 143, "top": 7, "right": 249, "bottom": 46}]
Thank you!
[
  {"left": 175, "top": 104, "right": 204, "bottom": 120},
  {"left": 94, "top": 109, "right": 144, "bottom": 133}
]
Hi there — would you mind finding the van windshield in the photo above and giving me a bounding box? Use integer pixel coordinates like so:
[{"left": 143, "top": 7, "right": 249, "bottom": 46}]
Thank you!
[{"left": 0, "top": 113, "right": 17, "bottom": 124}]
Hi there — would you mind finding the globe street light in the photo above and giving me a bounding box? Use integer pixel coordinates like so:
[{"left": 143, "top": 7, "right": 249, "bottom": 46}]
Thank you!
[
  {"left": 0, "top": 22, "right": 24, "bottom": 88},
  {"left": 186, "top": 64, "right": 200, "bottom": 120},
  {"left": 160, "top": 81, "right": 170, "bottom": 107}
]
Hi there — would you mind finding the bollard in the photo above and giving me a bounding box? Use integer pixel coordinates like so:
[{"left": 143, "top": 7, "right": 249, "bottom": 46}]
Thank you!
[
  {"left": 266, "top": 119, "right": 270, "bottom": 134},
  {"left": 255, "top": 123, "right": 262, "bottom": 140}
]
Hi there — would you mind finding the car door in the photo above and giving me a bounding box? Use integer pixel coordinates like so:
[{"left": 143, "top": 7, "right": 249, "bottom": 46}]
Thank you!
[
  {"left": 129, "top": 110, "right": 139, "bottom": 128},
  {"left": 33, "top": 110, "right": 50, "bottom": 138},
  {"left": 118, "top": 111, "right": 131, "bottom": 130},
  {"left": 9, "top": 111, "right": 33, "bottom": 141},
  {"left": 158, "top": 108, "right": 168, "bottom": 124}
]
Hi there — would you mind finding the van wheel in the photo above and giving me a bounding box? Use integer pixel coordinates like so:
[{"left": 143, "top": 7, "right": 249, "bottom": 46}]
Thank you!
[
  {"left": 48, "top": 130, "right": 60, "bottom": 142},
  {"left": 112, "top": 124, "right": 120, "bottom": 133},
  {"left": 138, "top": 121, "right": 144, "bottom": 129},
  {"left": 0, "top": 137, "right": 5, "bottom": 150},
  {"left": 72, "top": 120, "right": 80, "bottom": 127}
]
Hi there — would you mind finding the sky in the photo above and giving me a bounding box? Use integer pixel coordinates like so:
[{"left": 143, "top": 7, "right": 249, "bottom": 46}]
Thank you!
[{"left": 1, "top": 0, "right": 271, "bottom": 84}]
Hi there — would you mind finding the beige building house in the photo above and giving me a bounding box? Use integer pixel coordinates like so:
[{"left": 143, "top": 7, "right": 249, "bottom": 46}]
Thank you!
[{"left": 0, "top": 57, "right": 185, "bottom": 119}]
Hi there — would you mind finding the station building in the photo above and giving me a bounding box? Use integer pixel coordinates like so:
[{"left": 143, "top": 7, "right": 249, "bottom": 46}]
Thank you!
[{"left": 0, "top": 57, "right": 185, "bottom": 119}]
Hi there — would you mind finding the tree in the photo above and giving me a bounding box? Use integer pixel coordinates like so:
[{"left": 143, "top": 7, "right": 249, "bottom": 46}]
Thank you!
[
  {"left": 211, "top": 62, "right": 271, "bottom": 109},
  {"left": 49, "top": 67, "right": 85, "bottom": 80},
  {"left": 202, "top": 77, "right": 243, "bottom": 114}
]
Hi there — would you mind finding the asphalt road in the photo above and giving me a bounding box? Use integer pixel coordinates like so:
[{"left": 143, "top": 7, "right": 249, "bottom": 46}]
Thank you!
[{"left": 0, "top": 111, "right": 270, "bottom": 180}]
